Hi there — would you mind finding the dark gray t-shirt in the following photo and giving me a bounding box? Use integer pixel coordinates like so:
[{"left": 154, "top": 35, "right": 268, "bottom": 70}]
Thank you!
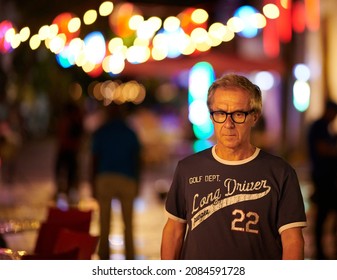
[{"left": 165, "top": 146, "right": 307, "bottom": 259}]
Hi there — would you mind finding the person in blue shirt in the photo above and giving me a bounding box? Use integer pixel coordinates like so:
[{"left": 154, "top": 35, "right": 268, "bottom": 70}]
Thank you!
[
  {"left": 91, "top": 104, "right": 141, "bottom": 260},
  {"left": 161, "top": 73, "right": 307, "bottom": 260}
]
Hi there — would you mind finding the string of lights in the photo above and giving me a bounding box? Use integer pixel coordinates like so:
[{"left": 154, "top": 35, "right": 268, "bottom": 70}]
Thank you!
[{"left": 0, "top": 0, "right": 320, "bottom": 78}]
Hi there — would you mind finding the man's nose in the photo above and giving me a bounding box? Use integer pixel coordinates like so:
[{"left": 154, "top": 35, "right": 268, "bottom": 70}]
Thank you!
[{"left": 223, "top": 115, "right": 235, "bottom": 128}]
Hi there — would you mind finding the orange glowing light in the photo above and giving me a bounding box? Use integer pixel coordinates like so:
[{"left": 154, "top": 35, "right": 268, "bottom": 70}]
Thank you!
[
  {"left": 178, "top": 8, "right": 207, "bottom": 35},
  {"left": 109, "top": 3, "right": 140, "bottom": 38},
  {"left": 304, "top": 0, "right": 320, "bottom": 31},
  {"left": 53, "top": 12, "right": 80, "bottom": 43}
]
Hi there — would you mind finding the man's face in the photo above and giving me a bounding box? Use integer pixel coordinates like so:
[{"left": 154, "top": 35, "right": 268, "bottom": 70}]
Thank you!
[{"left": 210, "top": 88, "right": 258, "bottom": 152}]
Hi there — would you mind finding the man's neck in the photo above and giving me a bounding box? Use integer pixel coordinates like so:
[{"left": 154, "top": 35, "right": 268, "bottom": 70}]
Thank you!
[{"left": 214, "top": 144, "right": 256, "bottom": 161}]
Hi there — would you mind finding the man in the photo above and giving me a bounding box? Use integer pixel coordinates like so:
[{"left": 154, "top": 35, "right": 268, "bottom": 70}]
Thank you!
[
  {"left": 91, "top": 104, "right": 141, "bottom": 260},
  {"left": 161, "top": 73, "right": 307, "bottom": 260},
  {"left": 308, "top": 100, "right": 337, "bottom": 259}
]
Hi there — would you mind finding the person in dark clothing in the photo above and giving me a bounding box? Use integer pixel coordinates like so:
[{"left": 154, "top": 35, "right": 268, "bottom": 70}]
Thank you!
[
  {"left": 91, "top": 104, "right": 141, "bottom": 260},
  {"left": 54, "top": 102, "right": 84, "bottom": 206},
  {"left": 308, "top": 100, "right": 337, "bottom": 259},
  {"left": 161, "top": 73, "right": 306, "bottom": 260}
]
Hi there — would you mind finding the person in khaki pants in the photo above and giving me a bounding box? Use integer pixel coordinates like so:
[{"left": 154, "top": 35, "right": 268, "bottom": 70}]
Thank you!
[{"left": 91, "top": 104, "right": 141, "bottom": 260}]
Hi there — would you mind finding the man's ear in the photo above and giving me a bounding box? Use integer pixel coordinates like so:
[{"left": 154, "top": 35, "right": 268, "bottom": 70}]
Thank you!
[{"left": 252, "top": 113, "right": 260, "bottom": 126}]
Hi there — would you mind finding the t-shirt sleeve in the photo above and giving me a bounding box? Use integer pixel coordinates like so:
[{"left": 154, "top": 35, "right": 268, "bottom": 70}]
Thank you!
[
  {"left": 277, "top": 165, "right": 307, "bottom": 233},
  {"left": 165, "top": 161, "right": 187, "bottom": 223}
]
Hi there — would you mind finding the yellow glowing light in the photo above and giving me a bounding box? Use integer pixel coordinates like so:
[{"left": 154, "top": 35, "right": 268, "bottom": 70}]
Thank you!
[
  {"left": 49, "top": 33, "right": 66, "bottom": 54},
  {"left": 191, "top": 9, "right": 209, "bottom": 24},
  {"left": 227, "top": 17, "right": 244, "bottom": 33},
  {"left": 263, "top": 4, "right": 280, "bottom": 19},
  {"left": 136, "top": 20, "right": 159, "bottom": 40},
  {"left": 38, "top": 25, "right": 51, "bottom": 40},
  {"left": 19, "top": 27, "right": 30, "bottom": 42},
  {"left": 69, "top": 37, "right": 84, "bottom": 50},
  {"left": 222, "top": 30, "right": 235, "bottom": 42},
  {"left": 208, "top": 22, "right": 226, "bottom": 39},
  {"left": 208, "top": 23, "right": 226, "bottom": 47},
  {"left": 190, "top": 27, "right": 208, "bottom": 44},
  {"left": 126, "top": 45, "right": 150, "bottom": 64},
  {"left": 83, "top": 9, "right": 97, "bottom": 25},
  {"left": 129, "top": 15, "right": 144, "bottom": 30},
  {"left": 5, "top": 28, "right": 15, "bottom": 43},
  {"left": 280, "top": 0, "right": 290, "bottom": 9},
  {"left": 148, "top": 17, "right": 162, "bottom": 32},
  {"left": 133, "top": 37, "right": 150, "bottom": 47},
  {"left": 151, "top": 46, "right": 168, "bottom": 61},
  {"left": 75, "top": 52, "right": 87, "bottom": 67},
  {"left": 108, "top": 37, "right": 126, "bottom": 54},
  {"left": 49, "top": 24, "right": 59, "bottom": 38},
  {"left": 102, "top": 56, "right": 111, "bottom": 72},
  {"left": 195, "top": 40, "right": 211, "bottom": 52},
  {"left": 250, "top": 13, "right": 267, "bottom": 28},
  {"left": 107, "top": 55, "right": 125, "bottom": 74},
  {"left": 163, "top": 16, "right": 180, "bottom": 32},
  {"left": 82, "top": 61, "right": 96, "bottom": 73},
  {"left": 10, "top": 34, "right": 21, "bottom": 49},
  {"left": 132, "top": 84, "right": 146, "bottom": 105},
  {"left": 99, "top": 1, "right": 114, "bottom": 16},
  {"left": 68, "top": 17, "right": 81, "bottom": 33},
  {"left": 29, "top": 34, "right": 41, "bottom": 50},
  {"left": 152, "top": 33, "right": 168, "bottom": 50},
  {"left": 179, "top": 34, "right": 195, "bottom": 55},
  {"left": 209, "top": 23, "right": 235, "bottom": 42}
]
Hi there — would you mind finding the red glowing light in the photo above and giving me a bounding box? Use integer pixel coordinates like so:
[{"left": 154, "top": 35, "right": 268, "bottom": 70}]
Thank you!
[
  {"left": 292, "top": 1, "right": 306, "bottom": 33},
  {"left": 86, "top": 64, "right": 103, "bottom": 78},
  {"left": 0, "top": 20, "right": 13, "bottom": 54}
]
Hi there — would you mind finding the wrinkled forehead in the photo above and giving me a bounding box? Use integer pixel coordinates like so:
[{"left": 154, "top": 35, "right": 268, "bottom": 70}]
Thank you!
[{"left": 210, "top": 88, "right": 251, "bottom": 110}]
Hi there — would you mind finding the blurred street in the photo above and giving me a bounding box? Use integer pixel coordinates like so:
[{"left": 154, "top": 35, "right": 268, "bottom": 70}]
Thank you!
[{"left": 0, "top": 137, "right": 183, "bottom": 260}]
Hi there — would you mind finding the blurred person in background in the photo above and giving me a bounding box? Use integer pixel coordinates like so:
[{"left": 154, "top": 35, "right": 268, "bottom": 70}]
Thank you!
[
  {"left": 0, "top": 103, "right": 22, "bottom": 186},
  {"left": 308, "top": 100, "right": 337, "bottom": 259},
  {"left": 91, "top": 103, "right": 141, "bottom": 260},
  {"left": 161, "top": 73, "right": 307, "bottom": 260},
  {"left": 54, "top": 101, "right": 84, "bottom": 207}
]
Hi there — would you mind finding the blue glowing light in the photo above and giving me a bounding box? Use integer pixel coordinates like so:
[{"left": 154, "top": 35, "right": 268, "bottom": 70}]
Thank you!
[
  {"left": 234, "top": 5, "right": 259, "bottom": 38},
  {"left": 188, "top": 62, "right": 215, "bottom": 140}
]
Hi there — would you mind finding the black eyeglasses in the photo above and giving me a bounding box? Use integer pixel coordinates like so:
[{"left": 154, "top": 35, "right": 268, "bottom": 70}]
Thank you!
[{"left": 210, "top": 110, "right": 254, "bottom": 124}]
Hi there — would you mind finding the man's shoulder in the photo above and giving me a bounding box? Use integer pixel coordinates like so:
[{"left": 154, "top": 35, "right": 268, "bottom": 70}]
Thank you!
[
  {"left": 179, "top": 147, "right": 213, "bottom": 164},
  {"left": 257, "top": 149, "right": 294, "bottom": 171}
]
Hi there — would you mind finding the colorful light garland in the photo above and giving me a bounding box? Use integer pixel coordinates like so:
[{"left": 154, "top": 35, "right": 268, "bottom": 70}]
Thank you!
[{"left": 0, "top": 0, "right": 320, "bottom": 77}]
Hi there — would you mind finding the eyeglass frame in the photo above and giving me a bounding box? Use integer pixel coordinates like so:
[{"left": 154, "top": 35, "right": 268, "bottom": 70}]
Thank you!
[{"left": 210, "top": 110, "right": 255, "bottom": 124}]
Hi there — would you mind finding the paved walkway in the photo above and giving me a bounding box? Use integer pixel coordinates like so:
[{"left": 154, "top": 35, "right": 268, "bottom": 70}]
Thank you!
[{"left": 0, "top": 138, "right": 170, "bottom": 259}]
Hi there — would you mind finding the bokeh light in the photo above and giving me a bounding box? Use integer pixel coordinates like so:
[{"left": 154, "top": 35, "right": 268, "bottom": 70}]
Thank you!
[
  {"left": 83, "top": 31, "right": 106, "bottom": 65},
  {"left": 0, "top": 20, "right": 14, "bottom": 53},
  {"left": 53, "top": 12, "right": 80, "bottom": 43},
  {"left": 293, "top": 63, "right": 310, "bottom": 82},
  {"left": 109, "top": 2, "right": 141, "bottom": 38},
  {"left": 293, "top": 80, "right": 310, "bottom": 112},
  {"left": 188, "top": 62, "right": 215, "bottom": 140},
  {"left": 234, "top": 5, "right": 260, "bottom": 38}
]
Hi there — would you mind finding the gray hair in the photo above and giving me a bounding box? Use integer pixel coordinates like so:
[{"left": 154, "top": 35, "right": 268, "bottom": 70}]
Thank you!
[{"left": 207, "top": 73, "right": 262, "bottom": 114}]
